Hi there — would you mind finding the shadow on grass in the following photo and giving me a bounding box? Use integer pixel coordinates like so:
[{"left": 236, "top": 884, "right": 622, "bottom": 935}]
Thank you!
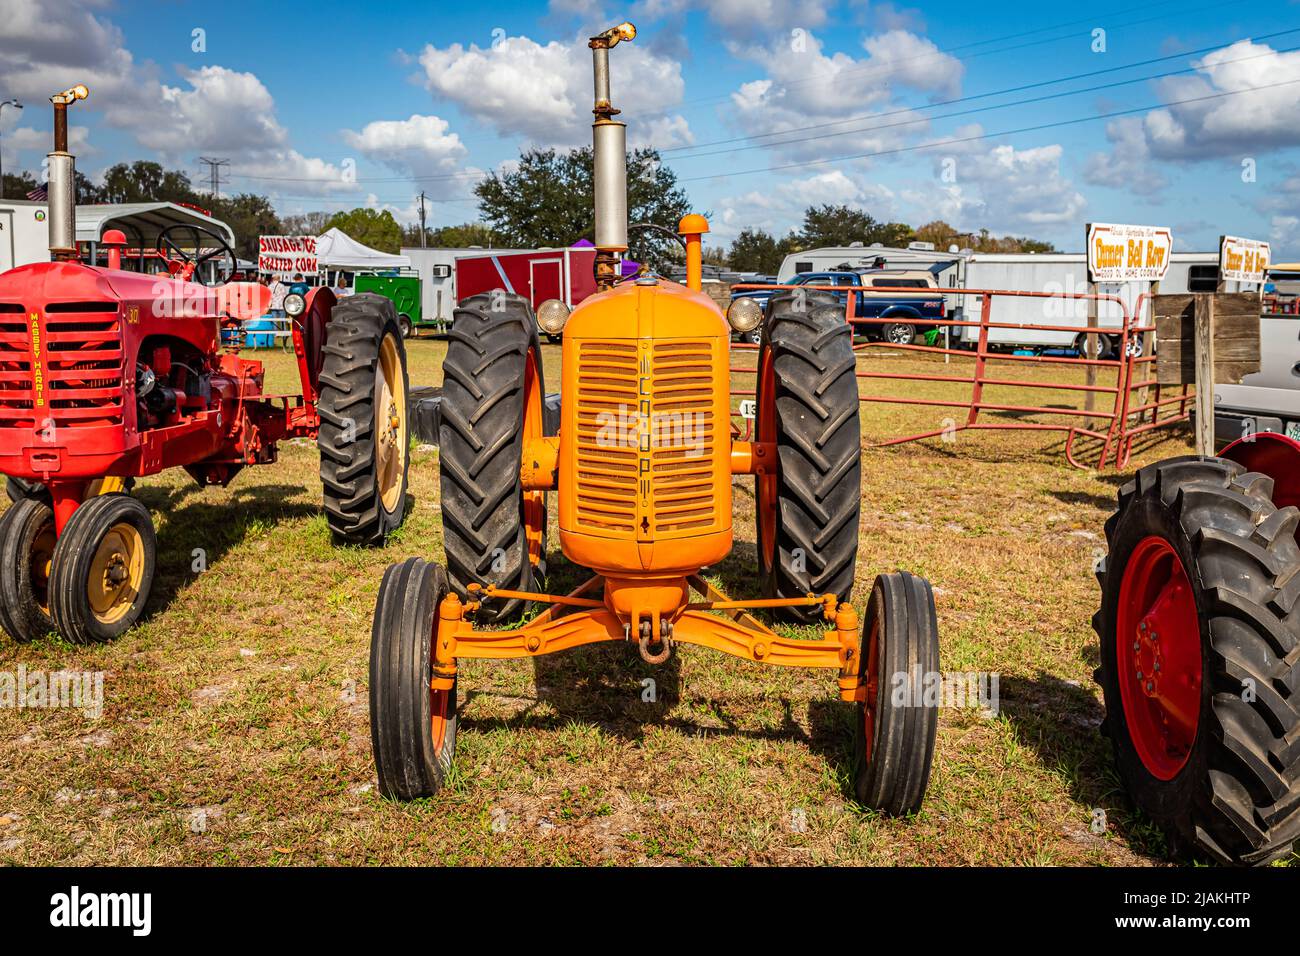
[
  {"left": 996, "top": 671, "right": 1166, "bottom": 860},
  {"left": 136, "top": 481, "right": 318, "bottom": 623}
]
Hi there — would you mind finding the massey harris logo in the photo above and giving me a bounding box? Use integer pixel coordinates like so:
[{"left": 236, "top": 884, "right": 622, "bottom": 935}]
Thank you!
[{"left": 29, "top": 312, "right": 44, "bottom": 407}]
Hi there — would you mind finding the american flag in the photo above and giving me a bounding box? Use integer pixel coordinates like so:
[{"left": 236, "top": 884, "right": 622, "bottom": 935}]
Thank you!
[{"left": 26, "top": 183, "right": 47, "bottom": 201}]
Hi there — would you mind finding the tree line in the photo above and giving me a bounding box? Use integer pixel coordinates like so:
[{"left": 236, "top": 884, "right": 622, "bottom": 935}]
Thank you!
[{"left": 2, "top": 149, "right": 1056, "bottom": 271}]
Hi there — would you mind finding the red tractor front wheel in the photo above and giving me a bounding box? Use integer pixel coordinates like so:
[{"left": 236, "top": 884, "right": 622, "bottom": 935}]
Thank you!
[{"left": 1095, "top": 456, "right": 1300, "bottom": 865}]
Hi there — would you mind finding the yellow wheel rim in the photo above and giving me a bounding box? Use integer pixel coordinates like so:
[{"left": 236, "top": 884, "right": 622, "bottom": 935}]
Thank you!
[
  {"left": 375, "top": 333, "right": 407, "bottom": 513},
  {"left": 30, "top": 520, "right": 55, "bottom": 616},
  {"left": 87, "top": 522, "right": 146, "bottom": 625},
  {"left": 87, "top": 477, "right": 126, "bottom": 496}
]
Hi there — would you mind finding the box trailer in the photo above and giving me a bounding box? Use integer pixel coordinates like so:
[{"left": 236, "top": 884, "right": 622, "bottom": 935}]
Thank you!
[
  {"left": 455, "top": 247, "right": 597, "bottom": 314},
  {"left": 0, "top": 200, "right": 53, "bottom": 272}
]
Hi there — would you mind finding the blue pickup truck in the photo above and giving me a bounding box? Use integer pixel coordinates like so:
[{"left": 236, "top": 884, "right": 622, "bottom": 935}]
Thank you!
[{"left": 730, "top": 268, "right": 948, "bottom": 345}]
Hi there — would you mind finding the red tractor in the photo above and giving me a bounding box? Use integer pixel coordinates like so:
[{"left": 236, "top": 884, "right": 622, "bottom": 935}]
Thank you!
[
  {"left": 0, "top": 85, "right": 411, "bottom": 644},
  {"left": 1094, "top": 433, "right": 1300, "bottom": 865}
]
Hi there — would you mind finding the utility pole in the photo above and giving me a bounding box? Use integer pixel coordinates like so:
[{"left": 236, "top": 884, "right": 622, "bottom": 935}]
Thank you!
[
  {"left": 418, "top": 191, "right": 427, "bottom": 248},
  {"left": 197, "top": 156, "right": 229, "bottom": 200}
]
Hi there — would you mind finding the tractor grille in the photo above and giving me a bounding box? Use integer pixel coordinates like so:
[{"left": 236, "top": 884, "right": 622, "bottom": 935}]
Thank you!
[
  {"left": 574, "top": 341, "right": 639, "bottom": 534},
  {"left": 572, "top": 338, "right": 719, "bottom": 539},
  {"left": 0, "top": 304, "right": 32, "bottom": 428},
  {"left": 0, "top": 302, "right": 124, "bottom": 429},
  {"left": 649, "top": 341, "right": 715, "bottom": 534}
]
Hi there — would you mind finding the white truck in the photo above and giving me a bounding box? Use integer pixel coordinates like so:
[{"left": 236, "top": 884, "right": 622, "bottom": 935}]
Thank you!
[{"left": 0, "top": 200, "right": 52, "bottom": 273}]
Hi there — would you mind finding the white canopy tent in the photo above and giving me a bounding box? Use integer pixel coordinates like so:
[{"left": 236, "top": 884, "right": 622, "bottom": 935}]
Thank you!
[{"left": 315, "top": 228, "right": 411, "bottom": 271}]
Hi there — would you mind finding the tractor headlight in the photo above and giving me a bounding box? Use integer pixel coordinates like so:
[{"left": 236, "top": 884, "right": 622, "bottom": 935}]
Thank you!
[
  {"left": 726, "top": 296, "right": 763, "bottom": 334},
  {"left": 537, "top": 299, "right": 571, "bottom": 336},
  {"left": 283, "top": 292, "right": 305, "bottom": 317}
]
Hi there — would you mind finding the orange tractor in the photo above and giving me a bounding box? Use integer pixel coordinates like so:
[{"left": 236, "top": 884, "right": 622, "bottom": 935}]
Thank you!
[{"left": 369, "top": 23, "right": 941, "bottom": 814}]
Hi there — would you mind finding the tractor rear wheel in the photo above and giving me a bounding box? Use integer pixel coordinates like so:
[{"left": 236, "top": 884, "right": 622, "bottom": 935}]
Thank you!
[
  {"left": 49, "top": 494, "right": 156, "bottom": 644},
  {"left": 318, "top": 293, "right": 410, "bottom": 546},
  {"left": 439, "top": 292, "right": 549, "bottom": 623},
  {"left": 852, "top": 572, "right": 941, "bottom": 815},
  {"left": 0, "top": 498, "right": 57, "bottom": 642},
  {"left": 1094, "top": 456, "right": 1300, "bottom": 865},
  {"left": 370, "top": 557, "right": 458, "bottom": 800},
  {"left": 756, "top": 289, "right": 861, "bottom": 623}
]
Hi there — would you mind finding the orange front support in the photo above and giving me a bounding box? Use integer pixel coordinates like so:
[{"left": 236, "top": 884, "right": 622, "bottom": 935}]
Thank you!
[{"left": 432, "top": 576, "right": 864, "bottom": 699}]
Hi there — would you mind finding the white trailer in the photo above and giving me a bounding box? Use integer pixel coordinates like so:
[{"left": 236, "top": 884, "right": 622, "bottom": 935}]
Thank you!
[
  {"left": 955, "top": 252, "right": 1233, "bottom": 353},
  {"left": 777, "top": 243, "right": 1236, "bottom": 356},
  {"left": 402, "top": 246, "right": 527, "bottom": 327},
  {"left": 0, "top": 200, "right": 52, "bottom": 272}
]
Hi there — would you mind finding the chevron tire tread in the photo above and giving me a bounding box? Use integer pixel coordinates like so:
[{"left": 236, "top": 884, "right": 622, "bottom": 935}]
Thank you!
[
  {"left": 1095, "top": 455, "right": 1300, "bottom": 865},
  {"left": 758, "top": 289, "right": 862, "bottom": 624}
]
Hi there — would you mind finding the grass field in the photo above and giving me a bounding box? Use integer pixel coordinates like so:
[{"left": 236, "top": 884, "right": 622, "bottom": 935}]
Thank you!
[{"left": 0, "top": 337, "right": 1286, "bottom": 866}]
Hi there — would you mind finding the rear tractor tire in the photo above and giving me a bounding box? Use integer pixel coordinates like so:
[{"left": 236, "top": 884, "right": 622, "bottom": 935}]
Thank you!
[
  {"left": 756, "top": 289, "right": 862, "bottom": 624},
  {"left": 0, "top": 497, "right": 57, "bottom": 642},
  {"left": 318, "top": 293, "right": 411, "bottom": 546},
  {"left": 852, "top": 572, "right": 942, "bottom": 815},
  {"left": 1094, "top": 456, "right": 1300, "bottom": 865},
  {"left": 439, "top": 292, "right": 549, "bottom": 623},
  {"left": 370, "top": 557, "right": 458, "bottom": 800},
  {"left": 48, "top": 493, "right": 157, "bottom": 644}
]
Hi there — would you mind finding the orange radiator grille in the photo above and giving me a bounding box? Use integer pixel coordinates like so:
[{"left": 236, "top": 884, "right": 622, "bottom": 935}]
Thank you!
[
  {"left": 571, "top": 338, "right": 719, "bottom": 539},
  {"left": 649, "top": 341, "right": 715, "bottom": 534},
  {"left": 574, "top": 341, "right": 639, "bottom": 534}
]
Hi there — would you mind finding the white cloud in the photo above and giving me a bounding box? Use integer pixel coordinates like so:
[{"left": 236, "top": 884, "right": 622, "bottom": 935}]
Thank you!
[
  {"left": 415, "top": 32, "right": 692, "bottom": 148},
  {"left": 900, "top": 135, "right": 1086, "bottom": 234},
  {"left": 342, "top": 114, "right": 482, "bottom": 199},
  {"left": 1083, "top": 117, "right": 1168, "bottom": 196},
  {"left": 637, "top": 0, "right": 834, "bottom": 36},
  {"left": 723, "top": 29, "right": 961, "bottom": 163},
  {"left": 713, "top": 169, "right": 897, "bottom": 243},
  {"left": 1085, "top": 39, "right": 1300, "bottom": 193}
]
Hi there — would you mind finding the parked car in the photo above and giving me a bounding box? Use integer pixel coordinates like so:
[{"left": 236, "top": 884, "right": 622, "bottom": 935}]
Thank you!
[
  {"left": 1208, "top": 313, "right": 1300, "bottom": 449},
  {"left": 729, "top": 269, "right": 947, "bottom": 345}
]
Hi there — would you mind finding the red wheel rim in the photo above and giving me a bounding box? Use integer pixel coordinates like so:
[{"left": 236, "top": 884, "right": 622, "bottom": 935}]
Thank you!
[
  {"left": 430, "top": 686, "right": 451, "bottom": 756},
  {"left": 756, "top": 348, "right": 777, "bottom": 569},
  {"left": 1116, "top": 535, "right": 1202, "bottom": 780},
  {"left": 861, "top": 615, "right": 881, "bottom": 767}
]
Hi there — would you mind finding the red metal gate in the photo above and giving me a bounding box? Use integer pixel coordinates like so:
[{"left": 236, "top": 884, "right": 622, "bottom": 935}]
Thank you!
[{"left": 728, "top": 283, "right": 1191, "bottom": 470}]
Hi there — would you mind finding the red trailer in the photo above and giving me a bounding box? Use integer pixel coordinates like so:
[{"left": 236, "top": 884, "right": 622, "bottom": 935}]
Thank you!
[{"left": 454, "top": 246, "right": 597, "bottom": 312}]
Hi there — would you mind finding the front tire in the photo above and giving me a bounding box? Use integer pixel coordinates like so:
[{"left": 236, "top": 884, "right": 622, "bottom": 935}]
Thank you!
[
  {"left": 318, "top": 293, "right": 410, "bottom": 546},
  {"left": 1095, "top": 456, "right": 1300, "bottom": 865},
  {"left": 756, "top": 290, "right": 861, "bottom": 623},
  {"left": 48, "top": 494, "right": 156, "bottom": 644},
  {"left": 370, "top": 557, "right": 458, "bottom": 800},
  {"left": 852, "top": 572, "right": 941, "bottom": 815},
  {"left": 0, "top": 498, "right": 56, "bottom": 642}
]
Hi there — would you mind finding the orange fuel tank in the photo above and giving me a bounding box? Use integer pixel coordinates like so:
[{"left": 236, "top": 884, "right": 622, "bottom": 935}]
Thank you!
[{"left": 558, "top": 278, "right": 732, "bottom": 579}]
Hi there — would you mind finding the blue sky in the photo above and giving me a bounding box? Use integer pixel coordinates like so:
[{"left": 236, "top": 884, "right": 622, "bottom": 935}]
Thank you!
[{"left": 2, "top": 0, "right": 1299, "bottom": 255}]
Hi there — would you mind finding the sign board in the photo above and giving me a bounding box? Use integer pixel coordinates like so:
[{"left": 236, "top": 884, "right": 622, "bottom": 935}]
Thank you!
[
  {"left": 1219, "top": 235, "right": 1270, "bottom": 284},
  {"left": 1153, "top": 293, "right": 1261, "bottom": 386},
  {"left": 258, "top": 235, "right": 318, "bottom": 276},
  {"left": 1085, "top": 222, "right": 1173, "bottom": 282}
]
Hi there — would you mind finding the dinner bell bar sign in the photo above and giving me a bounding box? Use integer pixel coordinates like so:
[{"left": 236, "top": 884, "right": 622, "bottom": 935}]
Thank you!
[
  {"left": 1086, "top": 223, "right": 1173, "bottom": 283},
  {"left": 258, "top": 235, "right": 318, "bottom": 275},
  {"left": 1219, "top": 235, "right": 1270, "bottom": 284}
]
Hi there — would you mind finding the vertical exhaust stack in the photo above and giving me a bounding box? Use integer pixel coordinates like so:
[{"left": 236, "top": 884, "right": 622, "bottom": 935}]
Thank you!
[
  {"left": 589, "top": 22, "right": 636, "bottom": 290},
  {"left": 47, "top": 84, "right": 89, "bottom": 261}
]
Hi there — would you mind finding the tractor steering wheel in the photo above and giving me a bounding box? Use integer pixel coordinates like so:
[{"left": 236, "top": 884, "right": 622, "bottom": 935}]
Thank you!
[{"left": 155, "top": 224, "right": 238, "bottom": 286}]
